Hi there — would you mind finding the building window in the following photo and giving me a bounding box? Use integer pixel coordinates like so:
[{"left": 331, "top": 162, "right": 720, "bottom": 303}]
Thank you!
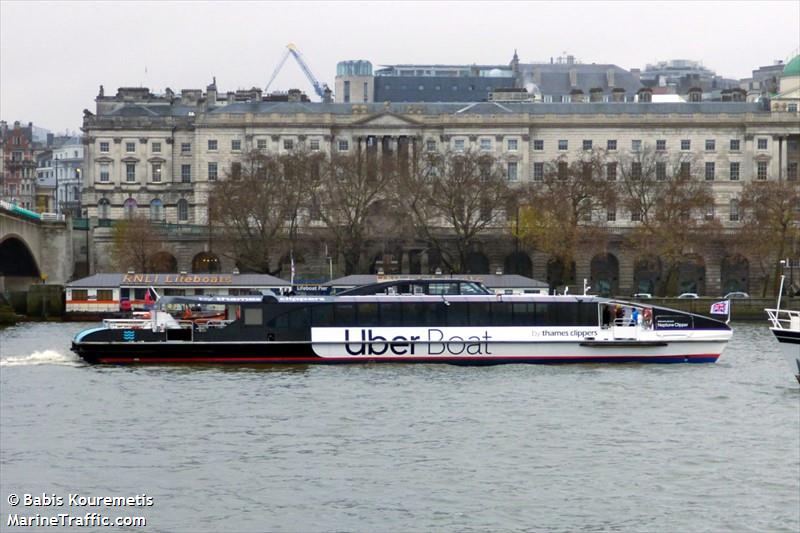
[
  {"left": 507, "top": 162, "right": 518, "bottom": 182},
  {"left": 631, "top": 139, "right": 642, "bottom": 152},
  {"left": 208, "top": 162, "right": 218, "bottom": 181},
  {"left": 533, "top": 162, "right": 544, "bottom": 181},
  {"left": 582, "top": 140, "right": 592, "bottom": 151},
  {"left": 730, "top": 162, "right": 740, "bottom": 181},
  {"left": 705, "top": 139, "right": 716, "bottom": 151},
  {"left": 606, "top": 208, "right": 616, "bottom": 222},
  {"left": 607, "top": 140, "right": 617, "bottom": 151},
  {"left": 705, "top": 205, "right": 715, "bottom": 221},
  {"left": 730, "top": 139, "right": 740, "bottom": 151},
  {"left": 125, "top": 163, "right": 136, "bottom": 182},
  {"left": 181, "top": 164, "right": 191, "bottom": 183},
  {"left": 606, "top": 162, "right": 617, "bottom": 181},
  {"left": 757, "top": 138, "right": 768, "bottom": 150},
  {"left": 656, "top": 162, "right": 667, "bottom": 180},
  {"left": 309, "top": 139, "right": 320, "bottom": 151},
  {"left": 426, "top": 140, "right": 437, "bottom": 152},
  {"left": 98, "top": 199, "right": 110, "bottom": 220},
  {"left": 99, "top": 164, "right": 110, "bottom": 182},
  {"left": 231, "top": 139, "right": 242, "bottom": 151},
  {"left": 338, "top": 140, "right": 349, "bottom": 152},
  {"left": 789, "top": 162, "right": 798, "bottom": 181},
  {"left": 558, "top": 161, "right": 568, "bottom": 179},
  {"left": 507, "top": 139, "right": 518, "bottom": 151},
  {"left": 177, "top": 199, "right": 188, "bottom": 222},
  {"left": 454, "top": 139, "right": 465, "bottom": 151},
  {"left": 480, "top": 138, "right": 492, "bottom": 151},
  {"left": 181, "top": 142, "right": 191, "bottom": 153},
  {"left": 208, "top": 139, "right": 218, "bottom": 151},
  {"left": 150, "top": 199, "right": 163, "bottom": 221},
  {"left": 123, "top": 198, "right": 137, "bottom": 218},
  {"left": 125, "top": 142, "right": 136, "bottom": 153},
  {"left": 656, "top": 139, "right": 666, "bottom": 151},
  {"left": 152, "top": 142, "right": 161, "bottom": 153},
  {"left": 152, "top": 163, "right": 162, "bottom": 182},
  {"left": 729, "top": 199, "right": 740, "bottom": 221},
  {"left": 257, "top": 139, "right": 267, "bottom": 150},
  {"left": 99, "top": 142, "right": 109, "bottom": 153},
  {"left": 534, "top": 140, "right": 544, "bottom": 150},
  {"left": 631, "top": 209, "right": 641, "bottom": 222},
  {"left": 558, "top": 140, "right": 568, "bottom": 151},
  {"left": 680, "top": 161, "right": 691, "bottom": 179},
  {"left": 788, "top": 103, "right": 798, "bottom": 113},
  {"left": 343, "top": 80, "right": 351, "bottom": 103},
  {"left": 283, "top": 139, "right": 294, "bottom": 151},
  {"left": 705, "top": 162, "right": 715, "bottom": 180},
  {"left": 231, "top": 162, "right": 242, "bottom": 179},
  {"left": 757, "top": 161, "right": 768, "bottom": 180},
  {"left": 681, "top": 139, "right": 691, "bottom": 151}
]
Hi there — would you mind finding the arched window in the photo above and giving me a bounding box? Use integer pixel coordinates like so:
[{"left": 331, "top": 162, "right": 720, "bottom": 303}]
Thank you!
[
  {"left": 177, "top": 199, "right": 189, "bottom": 222},
  {"left": 150, "top": 198, "right": 163, "bottom": 221},
  {"left": 98, "top": 198, "right": 110, "bottom": 220},
  {"left": 123, "top": 198, "right": 137, "bottom": 219}
]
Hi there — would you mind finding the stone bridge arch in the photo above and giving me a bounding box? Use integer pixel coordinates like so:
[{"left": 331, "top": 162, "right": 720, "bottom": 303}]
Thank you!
[{"left": 0, "top": 234, "right": 42, "bottom": 291}]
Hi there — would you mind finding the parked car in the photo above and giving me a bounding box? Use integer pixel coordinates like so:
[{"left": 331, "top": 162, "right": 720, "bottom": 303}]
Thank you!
[
  {"left": 677, "top": 292, "right": 699, "bottom": 299},
  {"left": 723, "top": 291, "right": 750, "bottom": 299},
  {"left": 632, "top": 293, "right": 652, "bottom": 299}
]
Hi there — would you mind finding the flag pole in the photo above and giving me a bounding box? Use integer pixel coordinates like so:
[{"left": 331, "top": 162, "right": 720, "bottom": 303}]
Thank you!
[{"left": 726, "top": 299, "right": 730, "bottom": 325}]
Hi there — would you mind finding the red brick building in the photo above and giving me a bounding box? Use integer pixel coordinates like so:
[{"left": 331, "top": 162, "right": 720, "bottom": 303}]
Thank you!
[{"left": 0, "top": 121, "right": 37, "bottom": 209}]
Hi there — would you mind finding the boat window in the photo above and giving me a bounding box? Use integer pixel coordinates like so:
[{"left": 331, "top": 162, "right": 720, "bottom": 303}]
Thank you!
[
  {"left": 288, "top": 306, "right": 310, "bottom": 329},
  {"left": 71, "top": 289, "right": 88, "bottom": 300},
  {"left": 470, "top": 302, "right": 492, "bottom": 325},
  {"left": 97, "top": 290, "right": 113, "bottom": 301},
  {"left": 402, "top": 302, "right": 446, "bottom": 326},
  {"left": 358, "top": 303, "right": 380, "bottom": 326},
  {"left": 513, "top": 303, "right": 536, "bottom": 326},
  {"left": 412, "top": 284, "right": 425, "bottom": 295},
  {"left": 134, "top": 288, "right": 147, "bottom": 300},
  {"left": 311, "top": 304, "right": 334, "bottom": 326},
  {"left": 460, "top": 282, "right": 486, "bottom": 295},
  {"left": 446, "top": 302, "right": 470, "bottom": 326},
  {"left": 334, "top": 303, "right": 357, "bottom": 326},
  {"left": 492, "top": 303, "right": 513, "bottom": 326},
  {"left": 244, "top": 307, "right": 263, "bottom": 326},
  {"left": 428, "top": 282, "right": 459, "bottom": 295},
  {"left": 380, "top": 303, "right": 403, "bottom": 326},
  {"left": 120, "top": 288, "right": 130, "bottom": 299}
]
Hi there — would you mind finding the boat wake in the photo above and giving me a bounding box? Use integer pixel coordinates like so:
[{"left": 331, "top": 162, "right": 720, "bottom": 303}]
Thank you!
[{"left": 0, "top": 350, "right": 81, "bottom": 367}]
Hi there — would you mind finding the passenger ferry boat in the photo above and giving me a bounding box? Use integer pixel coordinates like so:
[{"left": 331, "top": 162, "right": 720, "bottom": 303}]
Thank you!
[
  {"left": 766, "top": 274, "right": 800, "bottom": 383},
  {"left": 72, "top": 278, "right": 732, "bottom": 365}
]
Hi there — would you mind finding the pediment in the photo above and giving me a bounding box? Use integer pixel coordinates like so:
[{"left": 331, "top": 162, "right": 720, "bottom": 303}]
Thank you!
[{"left": 352, "top": 112, "right": 421, "bottom": 127}]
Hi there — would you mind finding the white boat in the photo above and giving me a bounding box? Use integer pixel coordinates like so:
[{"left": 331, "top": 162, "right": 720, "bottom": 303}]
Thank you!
[{"left": 766, "top": 307, "right": 800, "bottom": 384}]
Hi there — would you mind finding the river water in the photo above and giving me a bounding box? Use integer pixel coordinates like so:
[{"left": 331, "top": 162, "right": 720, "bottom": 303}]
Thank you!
[{"left": 0, "top": 322, "right": 797, "bottom": 532}]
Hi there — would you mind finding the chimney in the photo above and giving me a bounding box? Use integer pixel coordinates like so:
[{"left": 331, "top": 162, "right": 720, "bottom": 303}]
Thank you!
[
  {"left": 206, "top": 77, "right": 217, "bottom": 106},
  {"left": 630, "top": 68, "right": 641, "bottom": 82},
  {"left": 612, "top": 87, "right": 626, "bottom": 102},
  {"left": 47, "top": 133, "right": 54, "bottom": 147},
  {"left": 533, "top": 68, "right": 542, "bottom": 85},
  {"left": 569, "top": 68, "right": 578, "bottom": 87},
  {"left": 606, "top": 68, "right": 615, "bottom": 87}
]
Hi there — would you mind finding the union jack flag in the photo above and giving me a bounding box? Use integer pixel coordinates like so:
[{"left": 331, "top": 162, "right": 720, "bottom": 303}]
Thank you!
[{"left": 710, "top": 300, "right": 730, "bottom": 315}]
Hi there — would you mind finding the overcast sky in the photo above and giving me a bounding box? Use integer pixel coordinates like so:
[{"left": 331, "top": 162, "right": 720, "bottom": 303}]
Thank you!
[{"left": 2, "top": 0, "right": 798, "bottom": 133}]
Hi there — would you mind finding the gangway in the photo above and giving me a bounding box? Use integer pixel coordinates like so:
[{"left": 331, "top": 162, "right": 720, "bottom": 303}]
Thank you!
[{"left": 266, "top": 43, "right": 329, "bottom": 100}]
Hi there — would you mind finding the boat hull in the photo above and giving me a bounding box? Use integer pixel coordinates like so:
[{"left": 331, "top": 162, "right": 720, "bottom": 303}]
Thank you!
[
  {"left": 771, "top": 328, "right": 800, "bottom": 383},
  {"left": 71, "top": 339, "right": 726, "bottom": 365}
]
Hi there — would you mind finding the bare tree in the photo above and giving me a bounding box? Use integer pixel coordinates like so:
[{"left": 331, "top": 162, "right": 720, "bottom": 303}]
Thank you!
[
  {"left": 208, "top": 150, "right": 313, "bottom": 274},
  {"left": 312, "top": 152, "right": 403, "bottom": 275},
  {"left": 737, "top": 179, "right": 800, "bottom": 296},
  {"left": 111, "top": 215, "right": 164, "bottom": 272},
  {"left": 514, "top": 149, "right": 614, "bottom": 276},
  {"left": 396, "top": 149, "right": 511, "bottom": 273},
  {"left": 616, "top": 145, "right": 719, "bottom": 295}
]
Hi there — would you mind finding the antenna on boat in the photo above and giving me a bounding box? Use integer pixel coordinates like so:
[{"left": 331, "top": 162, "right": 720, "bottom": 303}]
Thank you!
[
  {"left": 777, "top": 259, "right": 787, "bottom": 313},
  {"left": 583, "top": 278, "right": 591, "bottom": 296}
]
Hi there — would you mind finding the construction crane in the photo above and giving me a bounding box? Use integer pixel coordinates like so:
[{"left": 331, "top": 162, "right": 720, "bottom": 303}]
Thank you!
[{"left": 265, "top": 43, "right": 329, "bottom": 100}]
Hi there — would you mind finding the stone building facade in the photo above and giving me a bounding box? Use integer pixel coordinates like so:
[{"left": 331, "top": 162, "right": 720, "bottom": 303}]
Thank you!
[{"left": 82, "top": 84, "right": 800, "bottom": 295}]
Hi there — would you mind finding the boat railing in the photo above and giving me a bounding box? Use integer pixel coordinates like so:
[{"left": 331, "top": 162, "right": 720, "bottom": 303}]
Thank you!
[
  {"left": 102, "top": 318, "right": 151, "bottom": 329},
  {"left": 766, "top": 308, "right": 800, "bottom": 330}
]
